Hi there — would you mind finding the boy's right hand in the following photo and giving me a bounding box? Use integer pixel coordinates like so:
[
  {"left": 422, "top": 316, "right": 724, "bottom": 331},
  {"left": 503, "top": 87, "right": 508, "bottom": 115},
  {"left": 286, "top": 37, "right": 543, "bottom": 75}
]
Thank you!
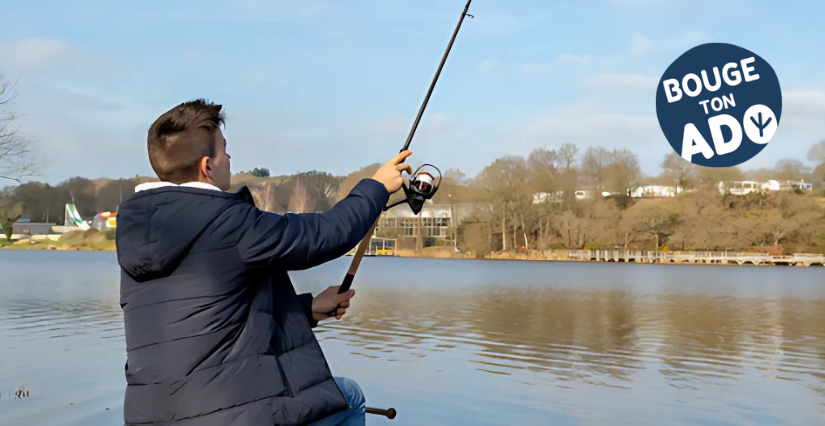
[{"left": 371, "top": 150, "right": 413, "bottom": 194}]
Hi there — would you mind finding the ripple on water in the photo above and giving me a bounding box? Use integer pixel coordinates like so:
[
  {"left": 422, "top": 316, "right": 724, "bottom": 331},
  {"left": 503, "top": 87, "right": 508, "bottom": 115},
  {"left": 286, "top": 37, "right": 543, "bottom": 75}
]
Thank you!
[{"left": 3, "top": 253, "right": 825, "bottom": 425}]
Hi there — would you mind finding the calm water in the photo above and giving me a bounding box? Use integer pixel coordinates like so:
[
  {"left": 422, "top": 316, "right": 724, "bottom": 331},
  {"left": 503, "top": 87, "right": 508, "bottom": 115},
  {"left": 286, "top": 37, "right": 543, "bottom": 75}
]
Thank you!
[{"left": 1, "top": 251, "right": 824, "bottom": 425}]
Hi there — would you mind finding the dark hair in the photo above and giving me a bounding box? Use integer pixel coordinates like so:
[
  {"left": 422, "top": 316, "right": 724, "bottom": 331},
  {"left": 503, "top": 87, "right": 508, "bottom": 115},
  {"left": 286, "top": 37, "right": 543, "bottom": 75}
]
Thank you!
[{"left": 147, "top": 99, "right": 225, "bottom": 183}]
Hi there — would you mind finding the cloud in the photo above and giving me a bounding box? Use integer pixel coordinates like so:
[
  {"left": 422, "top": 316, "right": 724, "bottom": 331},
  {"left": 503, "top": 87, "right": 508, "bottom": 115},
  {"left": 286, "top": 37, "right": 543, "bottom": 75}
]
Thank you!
[
  {"left": 216, "top": 109, "right": 466, "bottom": 178},
  {"left": 476, "top": 60, "right": 498, "bottom": 75},
  {"left": 518, "top": 54, "right": 594, "bottom": 74},
  {"left": 326, "top": 113, "right": 460, "bottom": 155},
  {"left": 467, "top": 13, "right": 522, "bottom": 36},
  {"left": 518, "top": 104, "right": 660, "bottom": 145},
  {"left": 48, "top": 87, "right": 125, "bottom": 113},
  {"left": 0, "top": 37, "right": 108, "bottom": 76},
  {"left": 495, "top": 102, "right": 667, "bottom": 175},
  {"left": 587, "top": 73, "right": 660, "bottom": 92},
  {"left": 224, "top": 0, "right": 330, "bottom": 23},
  {"left": 630, "top": 31, "right": 711, "bottom": 56},
  {"left": 610, "top": 0, "right": 685, "bottom": 7},
  {"left": 180, "top": 50, "right": 218, "bottom": 66},
  {"left": 229, "top": 0, "right": 327, "bottom": 14},
  {"left": 779, "top": 89, "right": 825, "bottom": 132}
]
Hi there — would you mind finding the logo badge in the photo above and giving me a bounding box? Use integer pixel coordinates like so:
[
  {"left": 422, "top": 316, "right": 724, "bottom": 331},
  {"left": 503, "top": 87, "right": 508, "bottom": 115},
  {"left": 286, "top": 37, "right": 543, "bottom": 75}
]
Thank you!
[{"left": 656, "top": 43, "right": 782, "bottom": 167}]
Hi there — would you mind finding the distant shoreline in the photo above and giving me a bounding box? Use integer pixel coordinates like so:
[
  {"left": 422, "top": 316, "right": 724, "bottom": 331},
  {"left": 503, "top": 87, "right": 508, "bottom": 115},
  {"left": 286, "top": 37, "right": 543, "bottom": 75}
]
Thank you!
[{"left": 3, "top": 239, "right": 823, "bottom": 268}]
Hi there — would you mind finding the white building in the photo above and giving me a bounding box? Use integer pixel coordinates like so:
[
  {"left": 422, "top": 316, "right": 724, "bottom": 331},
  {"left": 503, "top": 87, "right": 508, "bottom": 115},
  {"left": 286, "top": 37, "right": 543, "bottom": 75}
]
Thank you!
[
  {"left": 378, "top": 200, "right": 478, "bottom": 239},
  {"left": 719, "top": 179, "right": 814, "bottom": 195},
  {"left": 718, "top": 180, "right": 762, "bottom": 195},
  {"left": 629, "top": 185, "right": 683, "bottom": 198}
]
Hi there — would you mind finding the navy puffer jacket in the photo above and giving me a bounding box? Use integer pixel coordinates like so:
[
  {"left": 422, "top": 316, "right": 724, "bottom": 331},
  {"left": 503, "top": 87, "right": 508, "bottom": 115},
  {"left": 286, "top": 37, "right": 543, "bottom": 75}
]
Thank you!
[{"left": 116, "top": 178, "right": 389, "bottom": 425}]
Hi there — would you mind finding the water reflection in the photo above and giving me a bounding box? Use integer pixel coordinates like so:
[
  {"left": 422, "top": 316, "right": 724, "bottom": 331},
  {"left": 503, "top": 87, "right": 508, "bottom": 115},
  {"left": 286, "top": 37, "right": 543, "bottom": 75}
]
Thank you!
[
  {"left": 316, "top": 283, "right": 825, "bottom": 418},
  {"left": 2, "top": 252, "right": 825, "bottom": 425}
]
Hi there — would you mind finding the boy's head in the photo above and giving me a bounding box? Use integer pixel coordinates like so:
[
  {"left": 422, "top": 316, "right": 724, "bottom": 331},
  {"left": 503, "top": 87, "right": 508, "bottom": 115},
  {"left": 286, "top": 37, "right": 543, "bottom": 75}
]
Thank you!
[{"left": 147, "top": 99, "right": 231, "bottom": 190}]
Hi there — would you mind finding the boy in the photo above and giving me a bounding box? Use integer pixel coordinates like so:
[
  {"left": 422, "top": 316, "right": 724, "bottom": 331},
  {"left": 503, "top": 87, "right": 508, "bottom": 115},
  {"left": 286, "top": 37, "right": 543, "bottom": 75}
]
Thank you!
[{"left": 116, "top": 99, "right": 411, "bottom": 425}]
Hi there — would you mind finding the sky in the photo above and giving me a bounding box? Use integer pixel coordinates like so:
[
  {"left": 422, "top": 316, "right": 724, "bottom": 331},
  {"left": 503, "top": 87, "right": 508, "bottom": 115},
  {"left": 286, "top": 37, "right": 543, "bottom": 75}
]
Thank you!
[{"left": 1, "top": 0, "right": 823, "bottom": 185}]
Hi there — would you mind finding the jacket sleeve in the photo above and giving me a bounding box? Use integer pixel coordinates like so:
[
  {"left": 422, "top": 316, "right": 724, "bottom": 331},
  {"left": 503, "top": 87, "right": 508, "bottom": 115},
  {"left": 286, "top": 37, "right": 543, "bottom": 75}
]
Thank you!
[
  {"left": 236, "top": 178, "right": 390, "bottom": 270},
  {"left": 297, "top": 292, "right": 319, "bottom": 328}
]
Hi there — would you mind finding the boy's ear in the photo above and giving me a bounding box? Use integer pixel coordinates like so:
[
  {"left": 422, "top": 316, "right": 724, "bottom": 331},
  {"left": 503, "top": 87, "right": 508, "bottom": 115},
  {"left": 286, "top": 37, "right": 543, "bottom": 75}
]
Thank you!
[{"left": 199, "top": 156, "right": 212, "bottom": 179}]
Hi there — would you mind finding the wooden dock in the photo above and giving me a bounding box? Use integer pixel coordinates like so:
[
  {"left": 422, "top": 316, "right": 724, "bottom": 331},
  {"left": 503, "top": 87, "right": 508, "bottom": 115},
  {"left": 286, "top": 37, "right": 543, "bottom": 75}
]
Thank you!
[{"left": 566, "top": 250, "right": 825, "bottom": 267}]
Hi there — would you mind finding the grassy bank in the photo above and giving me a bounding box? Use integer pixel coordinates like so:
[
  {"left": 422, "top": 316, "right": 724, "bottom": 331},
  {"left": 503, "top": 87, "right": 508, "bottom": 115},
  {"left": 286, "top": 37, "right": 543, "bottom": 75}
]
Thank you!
[{"left": 0, "top": 229, "right": 117, "bottom": 251}]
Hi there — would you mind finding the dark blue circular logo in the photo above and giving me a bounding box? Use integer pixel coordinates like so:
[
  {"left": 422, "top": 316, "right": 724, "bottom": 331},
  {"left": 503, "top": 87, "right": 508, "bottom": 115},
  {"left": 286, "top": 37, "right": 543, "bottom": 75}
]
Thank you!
[{"left": 656, "top": 43, "right": 782, "bottom": 167}]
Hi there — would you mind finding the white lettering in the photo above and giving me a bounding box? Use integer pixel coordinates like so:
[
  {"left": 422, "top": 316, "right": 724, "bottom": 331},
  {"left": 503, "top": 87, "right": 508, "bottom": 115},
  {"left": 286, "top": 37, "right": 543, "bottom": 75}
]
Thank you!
[
  {"left": 683, "top": 74, "right": 702, "bottom": 97},
  {"left": 664, "top": 79, "right": 682, "bottom": 103},
  {"left": 682, "top": 123, "right": 715, "bottom": 161},
  {"left": 723, "top": 62, "right": 742, "bottom": 86},
  {"left": 708, "top": 114, "right": 742, "bottom": 155},
  {"left": 711, "top": 97, "right": 723, "bottom": 112},
  {"left": 722, "top": 93, "right": 736, "bottom": 109},
  {"left": 701, "top": 67, "right": 722, "bottom": 92},
  {"left": 666, "top": 58, "right": 759, "bottom": 103},
  {"left": 741, "top": 57, "right": 759, "bottom": 82},
  {"left": 699, "top": 99, "right": 710, "bottom": 114}
]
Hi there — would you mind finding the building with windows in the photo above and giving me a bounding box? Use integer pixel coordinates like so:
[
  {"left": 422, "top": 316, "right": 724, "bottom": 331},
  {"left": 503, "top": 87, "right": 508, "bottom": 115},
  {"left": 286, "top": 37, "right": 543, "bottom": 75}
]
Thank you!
[{"left": 375, "top": 199, "right": 480, "bottom": 245}]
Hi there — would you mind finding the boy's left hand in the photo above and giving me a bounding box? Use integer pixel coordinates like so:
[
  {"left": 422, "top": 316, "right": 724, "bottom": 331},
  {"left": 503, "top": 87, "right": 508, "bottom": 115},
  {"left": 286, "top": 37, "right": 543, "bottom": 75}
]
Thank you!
[{"left": 311, "top": 286, "right": 355, "bottom": 321}]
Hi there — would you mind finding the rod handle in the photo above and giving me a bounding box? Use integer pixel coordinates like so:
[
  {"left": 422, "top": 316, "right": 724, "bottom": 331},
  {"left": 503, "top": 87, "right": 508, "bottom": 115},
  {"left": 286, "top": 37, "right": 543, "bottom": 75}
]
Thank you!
[{"left": 337, "top": 272, "right": 355, "bottom": 295}]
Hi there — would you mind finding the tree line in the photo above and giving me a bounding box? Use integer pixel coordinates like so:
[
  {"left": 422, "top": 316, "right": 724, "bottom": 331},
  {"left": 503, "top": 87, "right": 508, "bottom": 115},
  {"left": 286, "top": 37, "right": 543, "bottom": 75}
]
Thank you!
[
  {"left": 455, "top": 142, "right": 825, "bottom": 255},
  {"left": 2, "top": 141, "right": 824, "bottom": 254}
]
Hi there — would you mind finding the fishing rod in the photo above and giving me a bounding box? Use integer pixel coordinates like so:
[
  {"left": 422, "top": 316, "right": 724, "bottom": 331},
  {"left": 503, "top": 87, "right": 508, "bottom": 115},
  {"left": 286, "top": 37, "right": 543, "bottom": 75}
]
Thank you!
[
  {"left": 330, "top": 0, "right": 474, "bottom": 419},
  {"left": 336, "top": 0, "right": 472, "bottom": 299}
]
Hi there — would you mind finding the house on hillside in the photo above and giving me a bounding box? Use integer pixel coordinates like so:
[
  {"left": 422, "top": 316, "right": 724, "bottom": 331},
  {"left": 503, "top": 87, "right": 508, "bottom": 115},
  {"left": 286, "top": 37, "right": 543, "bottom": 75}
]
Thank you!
[
  {"left": 792, "top": 181, "right": 814, "bottom": 191},
  {"left": 629, "top": 185, "right": 683, "bottom": 198},
  {"left": 531, "top": 189, "right": 608, "bottom": 203},
  {"left": 532, "top": 191, "right": 564, "bottom": 204},
  {"left": 575, "top": 190, "right": 600, "bottom": 200},
  {"left": 376, "top": 200, "right": 479, "bottom": 242},
  {"left": 718, "top": 180, "right": 762, "bottom": 195},
  {"left": 763, "top": 179, "right": 813, "bottom": 192},
  {"left": 719, "top": 179, "right": 814, "bottom": 195}
]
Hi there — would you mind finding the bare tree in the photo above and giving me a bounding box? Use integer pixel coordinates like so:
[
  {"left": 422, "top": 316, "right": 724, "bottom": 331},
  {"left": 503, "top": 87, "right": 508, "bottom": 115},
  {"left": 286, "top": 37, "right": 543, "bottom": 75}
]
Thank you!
[
  {"left": 444, "top": 168, "right": 466, "bottom": 185},
  {"left": 526, "top": 147, "right": 559, "bottom": 193},
  {"left": 605, "top": 148, "right": 641, "bottom": 195},
  {"left": 773, "top": 158, "right": 812, "bottom": 182},
  {"left": 556, "top": 143, "right": 579, "bottom": 206},
  {"left": 1, "top": 76, "right": 37, "bottom": 182},
  {"left": 475, "top": 155, "right": 530, "bottom": 251},
  {"left": 557, "top": 143, "right": 579, "bottom": 171},
  {"left": 668, "top": 188, "right": 732, "bottom": 250},
  {"left": 0, "top": 193, "right": 24, "bottom": 241},
  {"left": 813, "top": 163, "right": 825, "bottom": 187},
  {"left": 581, "top": 146, "right": 609, "bottom": 192},
  {"left": 743, "top": 167, "right": 775, "bottom": 183},
  {"left": 618, "top": 201, "right": 681, "bottom": 250},
  {"left": 660, "top": 152, "right": 694, "bottom": 189},
  {"left": 807, "top": 140, "right": 825, "bottom": 165},
  {"left": 693, "top": 164, "right": 744, "bottom": 187}
]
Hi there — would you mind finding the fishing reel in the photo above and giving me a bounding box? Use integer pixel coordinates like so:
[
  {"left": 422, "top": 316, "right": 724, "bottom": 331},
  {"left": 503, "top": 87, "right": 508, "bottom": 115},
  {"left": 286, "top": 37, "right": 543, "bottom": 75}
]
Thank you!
[{"left": 385, "top": 164, "right": 442, "bottom": 214}]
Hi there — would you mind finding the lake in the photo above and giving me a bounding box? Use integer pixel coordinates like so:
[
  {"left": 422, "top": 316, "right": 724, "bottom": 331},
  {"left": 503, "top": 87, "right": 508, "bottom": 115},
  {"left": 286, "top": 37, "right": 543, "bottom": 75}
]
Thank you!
[{"left": 1, "top": 250, "right": 824, "bottom": 425}]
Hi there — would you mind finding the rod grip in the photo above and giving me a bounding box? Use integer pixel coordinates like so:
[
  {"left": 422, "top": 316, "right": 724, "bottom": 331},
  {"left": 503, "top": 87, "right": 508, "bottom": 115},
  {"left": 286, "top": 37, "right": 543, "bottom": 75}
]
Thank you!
[{"left": 338, "top": 273, "right": 355, "bottom": 294}]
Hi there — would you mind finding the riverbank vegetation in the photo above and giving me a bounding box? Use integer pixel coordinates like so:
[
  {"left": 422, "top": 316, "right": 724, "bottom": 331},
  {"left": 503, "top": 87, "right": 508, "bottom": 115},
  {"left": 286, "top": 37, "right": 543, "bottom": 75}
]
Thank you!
[
  {"left": 3, "top": 146, "right": 824, "bottom": 256},
  {"left": 0, "top": 228, "right": 117, "bottom": 251},
  {"left": 450, "top": 146, "right": 825, "bottom": 255}
]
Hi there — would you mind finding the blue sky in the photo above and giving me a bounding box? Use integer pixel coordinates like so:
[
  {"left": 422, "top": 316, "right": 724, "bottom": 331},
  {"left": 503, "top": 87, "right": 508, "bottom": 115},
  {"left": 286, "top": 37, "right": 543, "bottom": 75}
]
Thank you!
[{"left": 1, "top": 0, "right": 823, "bottom": 184}]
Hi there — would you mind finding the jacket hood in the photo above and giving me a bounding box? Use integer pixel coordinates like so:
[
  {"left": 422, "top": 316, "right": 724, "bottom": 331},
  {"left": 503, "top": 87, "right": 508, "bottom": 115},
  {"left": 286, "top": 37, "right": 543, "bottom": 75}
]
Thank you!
[{"left": 116, "top": 185, "right": 254, "bottom": 281}]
